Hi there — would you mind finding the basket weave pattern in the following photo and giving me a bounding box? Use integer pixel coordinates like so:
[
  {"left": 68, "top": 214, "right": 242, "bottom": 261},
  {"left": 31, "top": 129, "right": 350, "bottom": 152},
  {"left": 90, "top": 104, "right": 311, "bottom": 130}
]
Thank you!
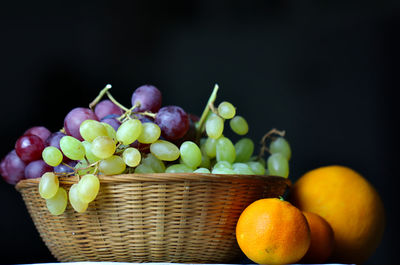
[{"left": 16, "top": 173, "right": 290, "bottom": 263}]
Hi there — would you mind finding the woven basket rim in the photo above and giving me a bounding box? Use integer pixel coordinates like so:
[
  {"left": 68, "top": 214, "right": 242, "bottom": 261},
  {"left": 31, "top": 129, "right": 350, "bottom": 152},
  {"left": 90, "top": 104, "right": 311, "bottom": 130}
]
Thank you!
[{"left": 15, "top": 173, "right": 290, "bottom": 191}]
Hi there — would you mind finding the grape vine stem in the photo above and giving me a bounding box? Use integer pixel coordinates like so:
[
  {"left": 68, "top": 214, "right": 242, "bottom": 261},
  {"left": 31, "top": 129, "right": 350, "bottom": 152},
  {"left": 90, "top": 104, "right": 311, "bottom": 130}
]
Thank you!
[
  {"left": 196, "top": 84, "right": 219, "bottom": 140},
  {"left": 258, "top": 128, "right": 286, "bottom": 159}
]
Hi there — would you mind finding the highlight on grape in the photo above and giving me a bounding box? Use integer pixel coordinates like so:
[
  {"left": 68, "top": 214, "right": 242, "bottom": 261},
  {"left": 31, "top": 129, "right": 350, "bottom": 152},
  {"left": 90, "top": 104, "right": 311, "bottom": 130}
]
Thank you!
[{"left": 1, "top": 84, "right": 292, "bottom": 215}]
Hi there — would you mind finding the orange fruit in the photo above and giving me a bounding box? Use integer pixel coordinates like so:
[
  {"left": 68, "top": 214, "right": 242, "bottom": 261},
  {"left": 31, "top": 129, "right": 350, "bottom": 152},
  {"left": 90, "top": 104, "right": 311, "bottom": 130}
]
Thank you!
[
  {"left": 289, "top": 165, "right": 385, "bottom": 264},
  {"left": 236, "top": 198, "right": 311, "bottom": 265},
  {"left": 301, "top": 211, "right": 334, "bottom": 263}
]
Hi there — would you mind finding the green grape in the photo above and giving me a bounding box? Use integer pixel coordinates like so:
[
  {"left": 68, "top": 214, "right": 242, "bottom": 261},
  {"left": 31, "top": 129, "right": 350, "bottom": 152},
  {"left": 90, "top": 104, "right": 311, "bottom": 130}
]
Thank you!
[
  {"left": 213, "top": 161, "right": 233, "bottom": 169},
  {"left": 193, "top": 167, "right": 211, "bottom": 173},
  {"left": 230, "top": 116, "right": 249, "bottom": 135},
  {"left": 205, "top": 113, "right": 224, "bottom": 139},
  {"left": 101, "top": 122, "right": 117, "bottom": 143},
  {"left": 232, "top": 163, "right": 255, "bottom": 175},
  {"left": 137, "top": 122, "right": 161, "bottom": 144},
  {"left": 246, "top": 161, "right": 266, "bottom": 175},
  {"left": 91, "top": 136, "right": 116, "bottom": 159},
  {"left": 99, "top": 155, "right": 126, "bottom": 175},
  {"left": 216, "top": 137, "right": 236, "bottom": 164},
  {"left": 46, "top": 187, "right": 68, "bottom": 215},
  {"left": 211, "top": 167, "right": 235, "bottom": 174},
  {"left": 180, "top": 141, "right": 202, "bottom": 169},
  {"left": 249, "top": 156, "right": 266, "bottom": 167},
  {"left": 60, "top": 136, "right": 86, "bottom": 161},
  {"left": 75, "top": 160, "right": 95, "bottom": 175},
  {"left": 69, "top": 183, "right": 88, "bottom": 213},
  {"left": 122, "top": 147, "right": 141, "bottom": 167},
  {"left": 204, "top": 137, "right": 217, "bottom": 158},
  {"left": 234, "top": 138, "right": 254, "bottom": 163},
  {"left": 79, "top": 119, "right": 108, "bottom": 142},
  {"left": 267, "top": 153, "right": 289, "bottom": 178},
  {"left": 42, "top": 146, "right": 63, "bottom": 167},
  {"left": 199, "top": 151, "right": 211, "bottom": 169},
  {"left": 39, "top": 172, "right": 59, "bottom": 199},
  {"left": 141, "top": 153, "right": 165, "bottom": 173},
  {"left": 150, "top": 140, "right": 180, "bottom": 161},
  {"left": 82, "top": 141, "right": 100, "bottom": 163},
  {"left": 116, "top": 119, "right": 143, "bottom": 145},
  {"left": 134, "top": 164, "right": 155, "bottom": 173},
  {"left": 269, "top": 137, "right": 292, "bottom": 160},
  {"left": 77, "top": 174, "right": 100, "bottom": 203},
  {"left": 165, "top": 164, "right": 193, "bottom": 173},
  {"left": 217, "top": 101, "right": 236, "bottom": 119}
]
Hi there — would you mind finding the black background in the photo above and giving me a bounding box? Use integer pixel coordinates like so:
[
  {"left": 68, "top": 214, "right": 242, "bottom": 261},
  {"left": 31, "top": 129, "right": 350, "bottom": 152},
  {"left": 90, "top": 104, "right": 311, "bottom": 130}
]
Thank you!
[{"left": 0, "top": 1, "right": 398, "bottom": 264}]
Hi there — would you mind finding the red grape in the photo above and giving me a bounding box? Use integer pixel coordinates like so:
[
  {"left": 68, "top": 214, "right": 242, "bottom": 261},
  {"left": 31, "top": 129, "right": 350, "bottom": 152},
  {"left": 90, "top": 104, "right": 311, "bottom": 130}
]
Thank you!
[
  {"left": 94, "top": 99, "right": 123, "bottom": 120},
  {"left": 2, "top": 150, "right": 26, "bottom": 184},
  {"left": 46, "top": 131, "right": 66, "bottom": 149},
  {"left": 24, "top": 160, "right": 52, "bottom": 179},
  {"left": 23, "top": 126, "right": 51, "bottom": 143},
  {"left": 15, "top": 135, "right": 45, "bottom": 163},
  {"left": 64, "top": 107, "right": 98, "bottom": 140},
  {"left": 155, "top": 106, "right": 189, "bottom": 141},
  {"left": 131, "top": 85, "right": 162, "bottom": 113}
]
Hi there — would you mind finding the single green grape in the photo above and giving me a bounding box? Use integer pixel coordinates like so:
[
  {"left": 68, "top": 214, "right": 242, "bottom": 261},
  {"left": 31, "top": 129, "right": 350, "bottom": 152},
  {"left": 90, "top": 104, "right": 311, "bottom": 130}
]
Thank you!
[
  {"left": 205, "top": 113, "right": 224, "bottom": 139},
  {"left": 60, "top": 136, "right": 86, "bottom": 161},
  {"left": 267, "top": 153, "right": 289, "bottom": 178},
  {"left": 116, "top": 119, "right": 143, "bottom": 145},
  {"left": 232, "top": 163, "right": 255, "bottom": 175},
  {"left": 165, "top": 164, "right": 193, "bottom": 173},
  {"left": 199, "top": 151, "right": 211, "bottom": 169},
  {"left": 150, "top": 140, "right": 180, "bottom": 161},
  {"left": 213, "top": 161, "right": 233, "bottom": 169},
  {"left": 46, "top": 187, "right": 68, "bottom": 215},
  {"left": 79, "top": 119, "right": 108, "bottom": 142},
  {"left": 137, "top": 122, "right": 161, "bottom": 144},
  {"left": 234, "top": 138, "right": 254, "bottom": 163},
  {"left": 269, "top": 137, "right": 292, "bottom": 160},
  {"left": 99, "top": 155, "right": 126, "bottom": 175},
  {"left": 82, "top": 141, "right": 100, "bottom": 163},
  {"left": 230, "top": 116, "right": 249, "bottom": 135},
  {"left": 211, "top": 167, "right": 235, "bottom": 174},
  {"left": 134, "top": 164, "right": 155, "bottom": 173},
  {"left": 216, "top": 137, "right": 236, "bottom": 164},
  {"left": 77, "top": 174, "right": 100, "bottom": 203},
  {"left": 193, "top": 167, "right": 211, "bottom": 173},
  {"left": 141, "top": 153, "right": 165, "bottom": 173},
  {"left": 39, "top": 172, "right": 59, "bottom": 199},
  {"left": 91, "top": 136, "right": 116, "bottom": 159},
  {"left": 122, "top": 147, "right": 141, "bottom": 167},
  {"left": 69, "top": 183, "right": 88, "bottom": 213},
  {"left": 42, "top": 146, "right": 63, "bottom": 167},
  {"left": 217, "top": 101, "right": 236, "bottom": 119},
  {"left": 101, "top": 122, "right": 117, "bottom": 143},
  {"left": 180, "top": 141, "right": 202, "bottom": 169},
  {"left": 203, "top": 137, "right": 217, "bottom": 158},
  {"left": 246, "top": 161, "right": 266, "bottom": 175}
]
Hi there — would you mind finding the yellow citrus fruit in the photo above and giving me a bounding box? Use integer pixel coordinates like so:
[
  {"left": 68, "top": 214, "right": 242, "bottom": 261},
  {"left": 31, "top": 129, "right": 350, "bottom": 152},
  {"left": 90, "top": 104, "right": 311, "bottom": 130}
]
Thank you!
[
  {"left": 289, "top": 165, "right": 385, "bottom": 264},
  {"left": 236, "top": 198, "right": 311, "bottom": 265},
  {"left": 301, "top": 211, "right": 334, "bottom": 263}
]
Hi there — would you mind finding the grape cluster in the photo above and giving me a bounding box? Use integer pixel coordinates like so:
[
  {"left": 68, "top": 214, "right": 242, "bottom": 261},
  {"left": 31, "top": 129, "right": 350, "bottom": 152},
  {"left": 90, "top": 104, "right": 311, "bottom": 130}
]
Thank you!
[{"left": 1, "top": 84, "right": 292, "bottom": 215}]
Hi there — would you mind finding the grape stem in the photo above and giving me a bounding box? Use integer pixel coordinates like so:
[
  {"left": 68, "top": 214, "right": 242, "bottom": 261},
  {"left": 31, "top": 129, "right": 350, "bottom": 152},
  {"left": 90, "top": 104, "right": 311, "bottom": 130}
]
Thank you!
[
  {"left": 135, "top": 111, "right": 157, "bottom": 119},
  {"left": 89, "top": 84, "right": 113, "bottom": 110},
  {"left": 258, "top": 128, "right": 286, "bottom": 159},
  {"left": 106, "top": 90, "right": 129, "bottom": 112},
  {"left": 196, "top": 84, "right": 219, "bottom": 140}
]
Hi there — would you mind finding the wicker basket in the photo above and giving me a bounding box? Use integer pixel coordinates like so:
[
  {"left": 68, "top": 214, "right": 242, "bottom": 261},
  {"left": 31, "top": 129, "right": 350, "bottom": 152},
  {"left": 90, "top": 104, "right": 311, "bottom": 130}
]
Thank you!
[{"left": 15, "top": 173, "right": 290, "bottom": 263}]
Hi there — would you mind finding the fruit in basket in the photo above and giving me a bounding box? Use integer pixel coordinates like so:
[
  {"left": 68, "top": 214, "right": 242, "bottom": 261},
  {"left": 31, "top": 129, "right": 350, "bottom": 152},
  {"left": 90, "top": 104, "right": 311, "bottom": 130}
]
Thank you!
[
  {"left": 236, "top": 198, "right": 311, "bottom": 265},
  {"left": 289, "top": 165, "right": 385, "bottom": 264},
  {"left": 300, "top": 211, "right": 334, "bottom": 263},
  {"left": 1, "top": 83, "right": 292, "bottom": 216}
]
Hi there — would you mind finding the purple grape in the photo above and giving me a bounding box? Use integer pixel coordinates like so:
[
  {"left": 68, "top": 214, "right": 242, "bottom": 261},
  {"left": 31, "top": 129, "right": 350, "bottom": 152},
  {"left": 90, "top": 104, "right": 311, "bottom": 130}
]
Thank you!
[
  {"left": 64, "top": 107, "right": 98, "bottom": 141},
  {"left": 131, "top": 85, "right": 162, "bottom": 113},
  {"left": 24, "top": 160, "right": 52, "bottom": 179},
  {"left": 23, "top": 126, "right": 51, "bottom": 143},
  {"left": 46, "top": 131, "right": 66, "bottom": 149},
  {"left": 0, "top": 157, "right": 7, "bottom": 177},
  {"left": 94, "top": 99, "right": 123, "bottom": 120},
  {"left": 15, "top": 135, "right": 45, "bottom": 163},
  {"left": 2, "top": 150, "right": 26, "bottom": 185},
  {"left": 54, "top": 160, "right": 77, "bottom": 174},
  {"left": 155, "top": 106, "right": 189, "bottom": 141},
  {"left": 101, "top": 114, "right": 121, "bottom": 131}
]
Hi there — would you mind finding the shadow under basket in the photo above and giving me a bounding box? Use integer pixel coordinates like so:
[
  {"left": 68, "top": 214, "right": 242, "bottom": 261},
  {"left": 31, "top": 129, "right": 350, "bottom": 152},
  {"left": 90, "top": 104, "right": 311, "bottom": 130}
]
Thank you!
[{"left": 16, "top": 173, "right": 290, "bottom": 263}]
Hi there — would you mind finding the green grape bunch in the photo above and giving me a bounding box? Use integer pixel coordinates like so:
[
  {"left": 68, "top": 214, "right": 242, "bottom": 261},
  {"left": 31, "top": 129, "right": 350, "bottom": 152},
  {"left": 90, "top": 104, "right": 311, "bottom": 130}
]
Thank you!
[{"left": 31, "top": 84, "right": 293, "bottom": 215}]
